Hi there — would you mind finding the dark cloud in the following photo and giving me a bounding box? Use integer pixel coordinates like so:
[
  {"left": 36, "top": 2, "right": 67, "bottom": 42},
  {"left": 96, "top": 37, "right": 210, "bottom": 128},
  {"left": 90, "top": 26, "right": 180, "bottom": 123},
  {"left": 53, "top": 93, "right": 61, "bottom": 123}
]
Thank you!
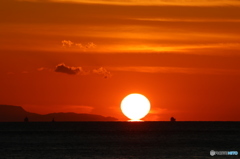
[
  {"left": 55, "top": 63, "right": 84, "bottom": 75},
  {"left": 54, "top": 64, "right": 111, "bottom": 78}
]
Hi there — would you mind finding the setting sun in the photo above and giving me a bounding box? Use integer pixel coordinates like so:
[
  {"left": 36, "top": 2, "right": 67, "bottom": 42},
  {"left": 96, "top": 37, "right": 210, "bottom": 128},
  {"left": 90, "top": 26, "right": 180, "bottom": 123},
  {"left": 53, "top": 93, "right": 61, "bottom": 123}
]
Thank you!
[{"left": 121, "top": 93, "right": 151, "bottom": 121}]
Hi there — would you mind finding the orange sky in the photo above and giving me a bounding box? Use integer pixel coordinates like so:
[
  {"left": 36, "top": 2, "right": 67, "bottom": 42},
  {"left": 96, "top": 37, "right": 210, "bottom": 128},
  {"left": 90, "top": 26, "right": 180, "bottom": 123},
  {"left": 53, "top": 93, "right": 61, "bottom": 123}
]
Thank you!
[{"left": 0, "top": 0, "right": 240, "bottom": 121}]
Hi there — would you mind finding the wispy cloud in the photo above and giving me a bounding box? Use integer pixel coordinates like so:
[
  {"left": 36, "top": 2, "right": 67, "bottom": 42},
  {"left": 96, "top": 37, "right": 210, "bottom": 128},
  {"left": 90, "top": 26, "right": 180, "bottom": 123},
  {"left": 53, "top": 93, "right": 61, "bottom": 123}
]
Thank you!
[
  {"left": 37, "top": 67, "right": 49, "bottom": 71},
  {"left": 114, "top": 43, "right": 240, "bottom": 53},
  {"left": 75, "top": 42, "right": 96, "bottom": 50},
  {"left": 62, "top": 40, "right": 74, "bottom": 47},
  {"left": 108, "top": 66, "right": 240, "bottom": 75},
  {"left": 19, "top": 0, "right": 240, "bottom": 6},
  {"left": 2, "top": 0, "right": 238, "bottom": 56},
  {"left": 93, "top": 67, "right": 112, "bottom": 79},
  {"left": 62, "top": 40, "right": 96, "bottom": 51},
  {"left": 132, "top": 18, "right": 240, "bottom": 23}
]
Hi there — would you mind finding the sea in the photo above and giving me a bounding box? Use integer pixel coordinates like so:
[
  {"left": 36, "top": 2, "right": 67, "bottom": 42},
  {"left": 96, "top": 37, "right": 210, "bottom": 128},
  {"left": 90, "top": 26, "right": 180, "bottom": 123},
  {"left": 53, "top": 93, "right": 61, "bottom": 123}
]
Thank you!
[{"left": 0, "top": 122, "right": 239, "bottom": 159}]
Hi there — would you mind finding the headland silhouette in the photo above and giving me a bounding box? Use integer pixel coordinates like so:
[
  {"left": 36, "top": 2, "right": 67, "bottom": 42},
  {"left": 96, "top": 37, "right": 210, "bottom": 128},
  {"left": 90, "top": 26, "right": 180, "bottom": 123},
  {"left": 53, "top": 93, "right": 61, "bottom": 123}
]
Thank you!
[{"left": 0, "top": 105, "right": 118, "bottom": 122}]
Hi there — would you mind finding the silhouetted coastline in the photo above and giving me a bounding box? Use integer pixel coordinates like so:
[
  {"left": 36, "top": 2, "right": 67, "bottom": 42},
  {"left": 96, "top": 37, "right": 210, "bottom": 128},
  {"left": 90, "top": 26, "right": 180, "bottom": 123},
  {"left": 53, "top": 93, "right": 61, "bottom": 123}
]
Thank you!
[{"left": 0, "top": 105, "right": 118, "bottom": 122}]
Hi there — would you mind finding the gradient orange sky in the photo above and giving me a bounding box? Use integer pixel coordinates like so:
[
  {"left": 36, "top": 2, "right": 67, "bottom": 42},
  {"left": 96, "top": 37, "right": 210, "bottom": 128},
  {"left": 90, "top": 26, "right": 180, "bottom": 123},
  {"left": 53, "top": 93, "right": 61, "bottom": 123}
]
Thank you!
[{"left": 0, "top": 0, "right": 240, "bottom": 121}]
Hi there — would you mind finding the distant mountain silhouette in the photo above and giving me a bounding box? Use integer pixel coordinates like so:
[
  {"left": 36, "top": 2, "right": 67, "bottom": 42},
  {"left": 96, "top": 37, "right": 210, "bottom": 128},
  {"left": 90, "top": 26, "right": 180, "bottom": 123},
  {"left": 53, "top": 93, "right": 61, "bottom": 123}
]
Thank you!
[{"left": 0, "top": 105, "right": 118, "bottom": 122}]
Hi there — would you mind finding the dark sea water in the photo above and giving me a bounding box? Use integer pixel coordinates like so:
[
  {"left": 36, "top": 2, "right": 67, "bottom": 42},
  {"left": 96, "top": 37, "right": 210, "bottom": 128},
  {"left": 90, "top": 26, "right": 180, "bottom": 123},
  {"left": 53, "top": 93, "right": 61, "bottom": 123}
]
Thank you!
[{"left": 0, "top": 122, "right": 239, "bottom": 159}]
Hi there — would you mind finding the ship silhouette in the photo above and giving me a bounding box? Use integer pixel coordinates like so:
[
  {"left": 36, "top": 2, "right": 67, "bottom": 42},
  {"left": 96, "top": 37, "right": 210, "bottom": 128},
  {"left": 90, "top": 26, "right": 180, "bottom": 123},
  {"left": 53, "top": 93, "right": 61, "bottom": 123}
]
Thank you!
[
  {"left": 170, "top": 117, "right": 176, "bottom": 122},
  {"left": 24, "top": 117, "right": 29, "bottom": 122}
]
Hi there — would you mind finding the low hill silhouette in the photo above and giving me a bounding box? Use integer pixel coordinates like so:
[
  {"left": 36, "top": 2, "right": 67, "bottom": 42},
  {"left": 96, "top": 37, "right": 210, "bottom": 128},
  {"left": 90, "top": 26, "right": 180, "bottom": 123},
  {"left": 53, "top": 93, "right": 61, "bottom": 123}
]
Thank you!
[{"left": 0, "top": 105, "right": 118, "bottom": 122}]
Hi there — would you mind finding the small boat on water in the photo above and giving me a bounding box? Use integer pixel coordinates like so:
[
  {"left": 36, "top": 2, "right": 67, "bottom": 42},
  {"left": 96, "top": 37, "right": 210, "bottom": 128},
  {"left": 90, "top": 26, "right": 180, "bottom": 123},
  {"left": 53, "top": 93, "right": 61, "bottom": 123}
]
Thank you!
[
  {"left": 24, "top": 117, "right": 29, "bottom": 122},
  {"left": 170, "top": 117, "right": 176, "bottom": 122}
]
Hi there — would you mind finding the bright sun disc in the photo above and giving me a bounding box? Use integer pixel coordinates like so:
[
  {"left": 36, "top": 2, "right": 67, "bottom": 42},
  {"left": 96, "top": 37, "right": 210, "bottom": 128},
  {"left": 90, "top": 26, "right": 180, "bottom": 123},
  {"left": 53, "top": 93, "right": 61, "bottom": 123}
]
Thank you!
[{"left": 121, "top": 93, "right": 151, "bottom": 121}]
